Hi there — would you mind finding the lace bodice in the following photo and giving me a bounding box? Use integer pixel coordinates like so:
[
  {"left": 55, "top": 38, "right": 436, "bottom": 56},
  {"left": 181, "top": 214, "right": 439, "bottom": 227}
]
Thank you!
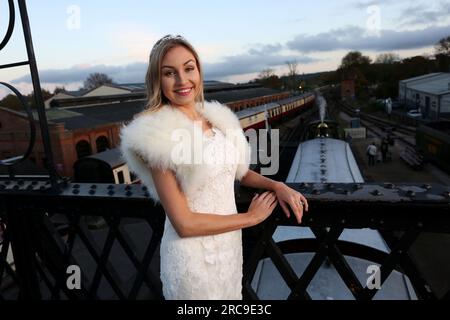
[
  {"left": 186, "top": 127, "right": 238, "bottom": 213},
  {"left": 160, "top": 127, "right": 243, "bottom": 300}
]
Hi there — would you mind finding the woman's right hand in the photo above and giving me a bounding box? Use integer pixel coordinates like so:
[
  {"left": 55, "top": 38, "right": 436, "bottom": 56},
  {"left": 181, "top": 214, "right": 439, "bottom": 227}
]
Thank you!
[{"left": 247, "top": 191, "right": 278, "bottom": 225}]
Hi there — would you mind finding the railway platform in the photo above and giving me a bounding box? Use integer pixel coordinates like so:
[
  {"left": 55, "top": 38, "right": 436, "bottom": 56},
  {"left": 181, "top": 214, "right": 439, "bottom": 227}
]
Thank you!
[{"left": 339, "top": 116, "right": 450, "bottom": 300}]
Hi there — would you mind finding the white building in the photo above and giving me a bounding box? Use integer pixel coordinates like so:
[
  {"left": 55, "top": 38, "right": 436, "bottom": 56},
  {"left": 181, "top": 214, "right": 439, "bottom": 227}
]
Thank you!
[
  {"left": 44, "top": 89, "right": 86, "bottom": 109},
  {"left": 399, "top": 73, "right": 450, "bottom": 120},
  {"left": 44, "top": 83, "right": 145, "bottom": 109},
  {"left": 82, "top": 83, "right": 145, "bottom": 97}
]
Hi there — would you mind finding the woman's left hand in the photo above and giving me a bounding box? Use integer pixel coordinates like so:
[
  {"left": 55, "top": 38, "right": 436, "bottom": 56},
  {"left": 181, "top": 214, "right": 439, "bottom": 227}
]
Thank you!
[{"left": 273, "top": 182, "right": 309, "bottom": 224}]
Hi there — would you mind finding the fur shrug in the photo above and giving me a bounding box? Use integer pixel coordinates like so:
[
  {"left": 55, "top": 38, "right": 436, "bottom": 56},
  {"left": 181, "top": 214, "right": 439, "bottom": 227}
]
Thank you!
[{"left": 119, "top": 101, "right": 251, "bottom": 203}]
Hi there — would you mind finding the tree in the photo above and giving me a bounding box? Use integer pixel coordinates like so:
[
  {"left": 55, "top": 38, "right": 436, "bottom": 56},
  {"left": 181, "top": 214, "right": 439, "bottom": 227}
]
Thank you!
[
  {"left": 258, "top": 68, "right": 275, "bottom": 80},
  {"left": 434, "top": 36, "right": 450, "bottom": 56},
  {"left": 285, "top": 60, "right": 299, "bottom": 91},
  {"left": 375, "top": 53, "right": 400, "bottom": 64},
  {"left": 27, "top": 89, "right": 53, "bottom": 109},
  {"left": 83, "top": 73, "right": 113, "bottom": 90},
  {"left": 401, "top": 55, "right": 434, "bottom": 77},
  {"left": 0, "top": 94, "right": 22, "bottom": 111},
  {"left": 53, "top": 86, "right": 67, "bottom": 94},
  {"left": 257, "top": 68, "right": 281, "bottom": 89},
  {"left": 338, "top": 51, "right": 372, "bottom": 99},
  {"left": 340, "top": 51, "right": 372, "bottom": 69},
  {"left": 434, "top": 36, "right": 450, "bottom": 72},
  {"left": 0, "top": 89, "right": 52, "bottom": 111}
]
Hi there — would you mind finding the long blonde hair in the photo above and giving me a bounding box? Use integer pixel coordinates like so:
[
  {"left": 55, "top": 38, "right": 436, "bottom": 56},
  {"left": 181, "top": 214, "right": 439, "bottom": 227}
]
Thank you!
[{"left": 140, "top": 35, "right": 204, "bottom": 116}]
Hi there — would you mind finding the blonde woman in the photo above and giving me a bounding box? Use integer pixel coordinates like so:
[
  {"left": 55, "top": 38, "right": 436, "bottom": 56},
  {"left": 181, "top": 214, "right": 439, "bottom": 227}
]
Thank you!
[{"left": 120, "top": 35, "right": 308, "bottom": 300}]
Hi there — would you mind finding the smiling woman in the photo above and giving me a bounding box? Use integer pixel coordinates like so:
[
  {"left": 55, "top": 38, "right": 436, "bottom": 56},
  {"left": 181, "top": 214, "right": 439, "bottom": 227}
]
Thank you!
[
  {"left": 160, "top": 46, "right": 201, "bottom": 114},
  {"left": 119, "top": 34, "right": 309, "bottom": 300},
  {"left": 141, "top": 35, "right": 205, "bottom": 115}
]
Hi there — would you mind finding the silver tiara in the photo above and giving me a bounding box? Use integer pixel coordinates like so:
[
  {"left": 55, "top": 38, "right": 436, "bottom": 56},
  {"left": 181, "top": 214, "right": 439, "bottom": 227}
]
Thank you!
[{"left": 151, "top": 34, "right": 186, "bottom": 54}]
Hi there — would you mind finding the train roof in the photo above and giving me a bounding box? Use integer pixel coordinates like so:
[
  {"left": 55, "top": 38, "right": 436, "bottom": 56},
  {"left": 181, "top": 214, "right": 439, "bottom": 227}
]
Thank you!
[
  {"left": 276, "top": 93, "right": 313, "bottom": 105},
  {"left": 286, "top": 137, "right": 364, "bottom": 183},
  {"left": 206, "top": 87, "right": 282, "bottom": 103},
  {"left": 235, "top": 93, "right": 315, "bottom": 119},
  {"left": 307, "top": 119, "right": 339, "bottom": 126},
  {"left": 74, "top": 148, "right": 124, "bottom": 169},
  {"left": 235, "top": 102, "right": 279, "bottom": 119},
  {"left": 261, "top": 136, "right": 417, "bottom": 299}
]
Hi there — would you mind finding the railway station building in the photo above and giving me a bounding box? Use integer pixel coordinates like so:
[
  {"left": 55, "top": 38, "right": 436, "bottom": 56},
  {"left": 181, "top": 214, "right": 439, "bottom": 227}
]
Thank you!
[
  {"left": 0, "top": 82, "right": 289, "bottom": 178},
  {"left": 399, "top": 72, "right": 450, "bottom": 120}
]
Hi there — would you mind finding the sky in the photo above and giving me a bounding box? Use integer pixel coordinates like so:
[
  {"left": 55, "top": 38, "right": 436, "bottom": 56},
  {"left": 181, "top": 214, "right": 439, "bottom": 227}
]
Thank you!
[{"left": 0, "top": 0, "right": 449, "bottom": 98}]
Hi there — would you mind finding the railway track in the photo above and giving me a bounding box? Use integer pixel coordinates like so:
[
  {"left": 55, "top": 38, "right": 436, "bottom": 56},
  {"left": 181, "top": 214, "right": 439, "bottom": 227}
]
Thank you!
[
  {"left": 268, "top": 110, "right": 317, "bottom": 181},
  {"left": 338, "top": 101, "right": 416, "bottom": 148}
]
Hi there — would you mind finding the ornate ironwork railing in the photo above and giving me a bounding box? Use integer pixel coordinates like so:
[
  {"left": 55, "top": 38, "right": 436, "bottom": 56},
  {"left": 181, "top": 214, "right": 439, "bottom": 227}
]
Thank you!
[
  {"left": 1, "top": 181, "right": 449, "bottom": 300},
  {"left": 0, "top": 0, "right": 62, "bottom": 189},
  {"left": 1, "top": 0, "right": 450, "bottom": 301},
  {"left": 241, "top": 183, "right": 450, "bottom": 300}
]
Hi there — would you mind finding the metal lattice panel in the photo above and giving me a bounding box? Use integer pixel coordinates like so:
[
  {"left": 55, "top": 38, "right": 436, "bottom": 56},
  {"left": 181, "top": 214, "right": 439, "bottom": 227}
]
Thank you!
[{"left": 0, "top": 181, "right": 449, "bottom": 300}]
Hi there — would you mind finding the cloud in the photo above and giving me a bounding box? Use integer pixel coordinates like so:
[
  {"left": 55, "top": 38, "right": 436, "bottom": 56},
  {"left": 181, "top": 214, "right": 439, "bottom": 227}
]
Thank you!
[
  {"left": 11, "top": 63, "right": 148, "bottom": 85},
  {"left": 0, "top": 81, "right": 85, "bottom": 99},
  {"left": 203, "top": 44, "right": 317, "bottom": 79},
  {"left": 9, "top": 19, "right": 447, "bottom": 90},
  {"left": 247, "top": 43, "right": 283, "bottom": 56},
  {"left": 204, "top": 58, "right": 309, "bottom": 79},
  {"left": 352, "top": 0, "right": 400, "bottom": 9},
  {"left": 0, "top": 82, "right": 35, "bottom": 99},
  {"left": 397, "top": 2, "right": 450, "bottom": 27},
  {"left": 287, "top": 24, "right": 450, "bottom": 53},
  {"left": 10, "top": 44, "right": 318, "bottom": 85},
  {"left": 203, "top": 54, "right": 317, "bottom": 79}
]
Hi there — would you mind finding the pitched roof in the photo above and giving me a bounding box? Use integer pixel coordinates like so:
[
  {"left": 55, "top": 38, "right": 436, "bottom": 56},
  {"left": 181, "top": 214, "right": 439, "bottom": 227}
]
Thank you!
[
  {"left": 400, "top": 73, "right": 444, "bottom": 83},
  {"left": 404, "top": 73, "right": 450, "bottom": 95},
  {"left": 52, "top": 99, "right": 146, "bottom": 129}
]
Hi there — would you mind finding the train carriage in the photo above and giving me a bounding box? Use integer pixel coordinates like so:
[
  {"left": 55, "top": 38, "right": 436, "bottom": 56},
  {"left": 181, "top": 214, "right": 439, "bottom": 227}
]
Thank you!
[
  {"left": 416, "top": 121, "right": 450, "bottom": 174},
  {"left": 73, "top": 148, "right": 136, "bottom": 184}
]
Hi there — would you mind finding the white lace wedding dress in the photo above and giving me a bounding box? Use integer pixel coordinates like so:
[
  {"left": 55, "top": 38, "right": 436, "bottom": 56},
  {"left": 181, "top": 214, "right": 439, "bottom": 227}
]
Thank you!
[{"left": 160, "top": 127, "right": 243, "bottom": 300}]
